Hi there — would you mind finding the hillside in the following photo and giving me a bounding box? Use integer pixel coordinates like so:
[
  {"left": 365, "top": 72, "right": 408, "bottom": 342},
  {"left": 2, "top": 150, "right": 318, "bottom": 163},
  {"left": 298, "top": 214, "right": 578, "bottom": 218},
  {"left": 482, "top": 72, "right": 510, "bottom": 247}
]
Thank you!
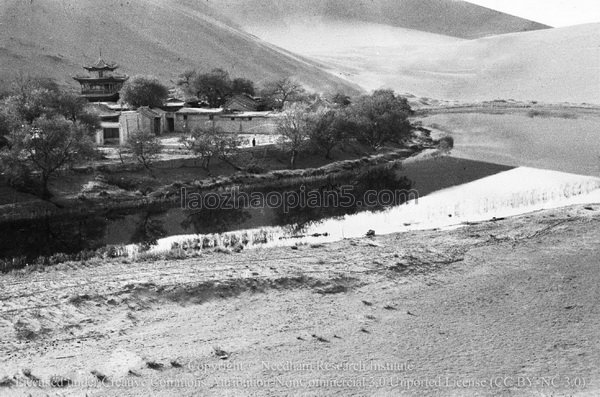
[
  {"left": 309, "top": 23, "right": 600, "bottom": 104},
  {"left": 205, "top": 0, "right": 550, "bottom": 39},
  {"left": 0, "top": 0, "right": 359, "bottom": 94}
]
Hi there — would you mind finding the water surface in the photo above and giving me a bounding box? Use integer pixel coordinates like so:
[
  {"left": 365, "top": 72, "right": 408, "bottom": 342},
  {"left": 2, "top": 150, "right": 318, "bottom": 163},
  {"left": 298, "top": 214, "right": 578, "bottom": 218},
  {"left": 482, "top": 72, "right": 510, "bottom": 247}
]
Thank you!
[{"left": 0, "top": 157, "right": 512, "bottom": 262}]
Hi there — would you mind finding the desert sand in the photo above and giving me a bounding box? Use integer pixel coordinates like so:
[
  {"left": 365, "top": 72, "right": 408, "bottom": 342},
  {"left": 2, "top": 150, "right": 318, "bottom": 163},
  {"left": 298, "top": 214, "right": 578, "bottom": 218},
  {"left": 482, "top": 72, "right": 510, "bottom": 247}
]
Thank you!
[{"left": 1, "top": 204, "right": 599, "bottom": 396}]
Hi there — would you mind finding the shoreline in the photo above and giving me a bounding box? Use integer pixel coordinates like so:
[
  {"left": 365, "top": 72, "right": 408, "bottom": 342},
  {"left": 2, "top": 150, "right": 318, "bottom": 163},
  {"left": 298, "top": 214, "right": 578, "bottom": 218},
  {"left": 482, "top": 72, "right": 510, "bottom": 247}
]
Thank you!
[
  {"left": 3, "top": 162, "right": 598, "bottom": 273},
  {"left": 0, "top": 147, "right": 422, "bottom": 223},
  {"left": 140, "top": 165, "right": 600, "bottom": 258}
]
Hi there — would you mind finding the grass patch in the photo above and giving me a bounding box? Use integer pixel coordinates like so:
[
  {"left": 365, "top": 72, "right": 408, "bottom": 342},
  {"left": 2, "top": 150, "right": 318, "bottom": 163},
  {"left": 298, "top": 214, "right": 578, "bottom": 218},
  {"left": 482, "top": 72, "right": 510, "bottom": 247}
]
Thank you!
[
  {"left": 527, "top": 109, "right": 577, "bottom": 119},
  {"left": 146, "top": 361, "right": 165, "bottom": 370},
  {"left": 213, "top": 346, "right": 230, "bottom": 360},
  {"left": 104, "top": 174, "right": 159, "bottom": 194},
  {"left": 311, "top": 334, "right": 330, "bottom": 343},
  {"left": 0, "top": 376, "right": 16, "bottom": 387}
]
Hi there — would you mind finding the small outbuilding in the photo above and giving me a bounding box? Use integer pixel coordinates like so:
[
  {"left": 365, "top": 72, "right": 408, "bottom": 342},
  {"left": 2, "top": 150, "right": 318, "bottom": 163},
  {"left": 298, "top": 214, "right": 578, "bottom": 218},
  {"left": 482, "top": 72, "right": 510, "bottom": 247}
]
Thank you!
[{"left": 223, "top": 94, "right": 259, "bottom": 113}]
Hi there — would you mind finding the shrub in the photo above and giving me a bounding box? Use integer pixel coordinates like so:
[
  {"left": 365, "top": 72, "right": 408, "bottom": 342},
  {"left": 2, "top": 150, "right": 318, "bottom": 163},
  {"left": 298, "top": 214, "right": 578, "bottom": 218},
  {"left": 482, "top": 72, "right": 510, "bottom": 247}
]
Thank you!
[
  {"left": 347, "top": 89, "right": 414, "bottom": 150},
  {"left": 245, "top": 163, "right": 266, "bottom": 174},
  {"left": 105, "top": 174, "right": 158, "bottom": 193},
  {"left": 438, "top": 136, "right": 454, "bottom": 151},
  {"left": 96, "top": 245, "right": 127, "bottom": 259},
  {"left": 527, "top": 109, "right": 577, "bottom": 119}
]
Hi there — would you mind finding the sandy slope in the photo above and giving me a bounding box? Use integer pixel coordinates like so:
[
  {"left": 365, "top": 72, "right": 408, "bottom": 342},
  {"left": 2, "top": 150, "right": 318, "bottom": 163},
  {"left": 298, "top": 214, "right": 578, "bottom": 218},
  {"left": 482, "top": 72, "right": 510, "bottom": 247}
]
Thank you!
[
  {"left": 205, "top": 0, "right": 549, "bottom": 39},
  {"left": 420, "top": 110, "right": 600, "bottom": 176},
  {"left": 307, "top": 23, "right": 600, "bottom": 103},
  {"left": 0, "top": 0, "right": 358, "bottom": 94},
  {"left": 198, "top": 0, "right": 597, "bottom": 104},
  {"left": 1, "top": 204, "right": 599, "bottom": 396}
]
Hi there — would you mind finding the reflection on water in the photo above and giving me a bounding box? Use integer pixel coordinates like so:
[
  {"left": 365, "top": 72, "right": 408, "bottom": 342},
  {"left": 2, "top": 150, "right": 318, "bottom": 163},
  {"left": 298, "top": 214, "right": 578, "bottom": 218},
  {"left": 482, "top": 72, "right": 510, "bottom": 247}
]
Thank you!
[
  {"left": 0, "top": 162, "right": 412, "bottom": 261},
  {"left": 0, "top": 216, "right": 108, "bottom": 262},
  {"left": 7, "top": 156, "right": 592, "bottom": 263},
  {"left": 153, "top": 166, "right": 600, "bottom": 254}
]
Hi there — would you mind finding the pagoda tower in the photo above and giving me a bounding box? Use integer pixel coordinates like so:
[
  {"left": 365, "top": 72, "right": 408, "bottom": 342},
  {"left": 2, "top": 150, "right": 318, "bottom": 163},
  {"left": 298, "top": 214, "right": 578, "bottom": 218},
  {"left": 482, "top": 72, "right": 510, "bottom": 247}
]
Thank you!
[{"left": 73, "top": 57, "right": 129, "bottom": 102}]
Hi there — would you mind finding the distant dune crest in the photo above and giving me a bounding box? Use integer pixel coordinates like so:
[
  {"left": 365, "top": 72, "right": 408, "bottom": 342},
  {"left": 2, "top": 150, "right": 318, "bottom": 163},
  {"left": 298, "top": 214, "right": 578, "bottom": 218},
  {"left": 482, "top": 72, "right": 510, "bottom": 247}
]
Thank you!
[
  {"left": 1, "top": 0, "right": 595, "bottom": 104},
  {"left": 205, "top": 0, "right": 551, "bottom": 39}
]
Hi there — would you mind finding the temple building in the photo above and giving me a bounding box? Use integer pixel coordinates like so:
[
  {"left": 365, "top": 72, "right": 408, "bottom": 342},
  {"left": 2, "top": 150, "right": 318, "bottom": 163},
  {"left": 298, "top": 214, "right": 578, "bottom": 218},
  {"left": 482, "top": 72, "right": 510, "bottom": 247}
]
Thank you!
[{"left": 73, "top": 58, "right": 128, "bottom": 102}]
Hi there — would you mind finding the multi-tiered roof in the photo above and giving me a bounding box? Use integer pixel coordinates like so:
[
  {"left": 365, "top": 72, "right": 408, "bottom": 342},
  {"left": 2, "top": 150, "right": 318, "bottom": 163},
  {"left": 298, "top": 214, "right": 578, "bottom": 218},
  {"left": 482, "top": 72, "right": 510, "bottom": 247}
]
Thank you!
[{"left": 73, "top": 57, "right": 128, "bottom": 102}]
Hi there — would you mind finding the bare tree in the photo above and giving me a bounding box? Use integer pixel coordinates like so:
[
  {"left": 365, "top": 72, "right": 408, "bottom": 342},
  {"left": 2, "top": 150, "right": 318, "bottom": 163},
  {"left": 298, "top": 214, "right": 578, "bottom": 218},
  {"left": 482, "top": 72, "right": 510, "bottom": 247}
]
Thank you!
[
  {"left": 126, "top": 129, "right": 162, "bottom": 177},
  {"left": 180, "top": 126, "right": 241, "bottom": 172},
  {"left": 261, "top": 77, "right": 306, "bottom": 110},
  {"left": 0, "top": 117, "right": 96, "bottom": 199},
  {"left": 276, "top": 103, "right": 311, "bottom": 169}
]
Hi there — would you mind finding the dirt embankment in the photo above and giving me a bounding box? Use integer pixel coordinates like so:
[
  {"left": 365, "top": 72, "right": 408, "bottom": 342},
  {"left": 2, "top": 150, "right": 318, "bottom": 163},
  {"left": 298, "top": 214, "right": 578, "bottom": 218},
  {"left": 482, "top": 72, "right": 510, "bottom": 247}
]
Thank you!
[{"left": 0, "top": 204, "right": 599, "bottom": 396}]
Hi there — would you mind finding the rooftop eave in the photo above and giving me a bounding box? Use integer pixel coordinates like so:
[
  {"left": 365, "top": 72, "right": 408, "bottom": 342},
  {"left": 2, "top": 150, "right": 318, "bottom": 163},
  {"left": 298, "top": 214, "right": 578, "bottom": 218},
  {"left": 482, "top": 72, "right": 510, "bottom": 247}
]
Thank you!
[
  {"left": 73, "top": 75, "right": 129, "bottom": 82},
  {"left": 83, "top": 66, "right": 119, "bottom": 72}
]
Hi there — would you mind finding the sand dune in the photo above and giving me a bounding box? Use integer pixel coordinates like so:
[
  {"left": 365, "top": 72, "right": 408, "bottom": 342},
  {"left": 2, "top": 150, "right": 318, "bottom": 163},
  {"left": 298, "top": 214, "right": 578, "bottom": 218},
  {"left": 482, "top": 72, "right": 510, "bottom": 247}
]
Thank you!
[
  {"left": 0, "top": 0, "right": 358, "bottom": 94},
  {"left": 198, "top": 0, "right": 596, "bottom": 104},
  {"left": 205, "top": 0, "right": 550, "bottom": 39},
  {"left": 308, "top": 23, "right": 600, "bottom": 103},
  {"left": 0, "top": 0, "right": 595, "bottom": 103}
]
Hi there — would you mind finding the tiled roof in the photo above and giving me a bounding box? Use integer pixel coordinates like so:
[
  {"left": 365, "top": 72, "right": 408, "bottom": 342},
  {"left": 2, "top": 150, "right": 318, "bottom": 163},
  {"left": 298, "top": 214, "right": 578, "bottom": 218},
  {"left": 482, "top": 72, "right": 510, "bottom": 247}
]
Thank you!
[
  {"left": 84, "top": 57, "right": 118, "bottom": 70},
  {"left": 224, "top": 94, "right": 259, "bottom": 112},
  {"left": 99, "top": 102, "right": 130, "bottom": 111},
  {"left": 177, "top": 107, "right": 223, "bottom": 115},
  {"left": 138, "top": 107, "right": 160, "bottom": 118},
  {"left": 220, "top": 111, "right": 273, "bottom": 118}
]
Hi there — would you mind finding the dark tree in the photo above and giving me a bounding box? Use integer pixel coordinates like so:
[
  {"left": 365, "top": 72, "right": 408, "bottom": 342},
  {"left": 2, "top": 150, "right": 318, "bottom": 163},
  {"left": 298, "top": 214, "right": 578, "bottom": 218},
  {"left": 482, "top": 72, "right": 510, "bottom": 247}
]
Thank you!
[
  {"left": 306, "top": 107, "right": 347, "bottom": 159},
  {"left": 0, "top": 116, "right": 96, "bottom": 199},
  {"left": 0, "top": 110, "right": 10, "bottom": 139},
  {"left": 120, "top": 75, "right": 169, "bottom": 109},
  {"left": 177, "top": 69, "right": 258, "bottom": 107},
  {"left": 349, "top": 89, "right": 414, "bottom": 150},
  {"left": 190, "top": 69, "right": 233, "bottom": 108},
  {"left": 232, "top": 78, "right": 256, "bottom": 96},
  {"left": 0, "top": 76, "right": 101, "bottom": 198},
  {"left": 2, "top": 77, "right": 98, "bottom": 130},
  {"left": 54, "top": 91, "right": 90, "bottom": 123},
  {"left": 331, "top": 92, "right": 352, "bottom": 107},
  {"left": 3, "top": 87, "right": 55, "bottom": 124},
  {"left": 10, "top": 74, "right": 59, "bottom": 98}
]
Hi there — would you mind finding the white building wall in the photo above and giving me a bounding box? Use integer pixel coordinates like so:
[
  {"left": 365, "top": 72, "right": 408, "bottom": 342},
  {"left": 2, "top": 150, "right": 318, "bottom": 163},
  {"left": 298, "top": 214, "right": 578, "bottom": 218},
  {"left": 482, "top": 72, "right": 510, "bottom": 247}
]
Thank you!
[
  {"left": 95, "top": 130, "right": 104, "bottom": 145},
  {"left": 216, "top": 117, "right": 277, "bottom": 134},
  {"left": 174, "top": 113, "right": 214, "bottom": 133},
  {"left": 119, "top": 111, "right": 141, "bottom": 145},
  {"left": 174, "top": 114, "right": 277, "bottom": 134}
]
